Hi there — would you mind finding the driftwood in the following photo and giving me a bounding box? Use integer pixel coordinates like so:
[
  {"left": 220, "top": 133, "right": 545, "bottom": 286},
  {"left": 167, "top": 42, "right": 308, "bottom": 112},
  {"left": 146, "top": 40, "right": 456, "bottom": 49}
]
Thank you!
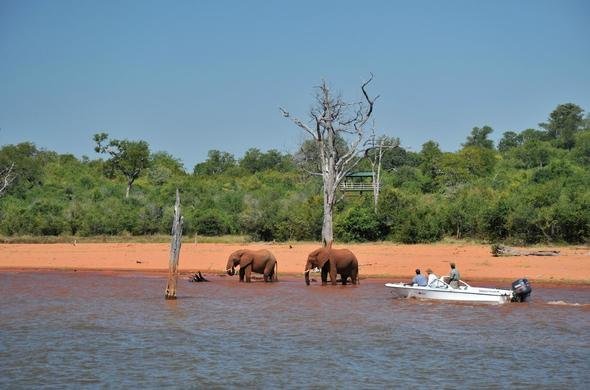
[
  {"left": 165, "top": 189, "right": 183, "bottom": 300},
  {"left": 491, "top": 244, "right": 560, "bottom": 257},
  {"left": 189, "top": 271, "right": 209, "bottom": 282}
]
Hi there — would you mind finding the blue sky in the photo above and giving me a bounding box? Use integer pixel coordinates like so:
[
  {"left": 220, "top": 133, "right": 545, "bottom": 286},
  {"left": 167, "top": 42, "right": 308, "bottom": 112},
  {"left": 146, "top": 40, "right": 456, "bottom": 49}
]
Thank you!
[{"left": 1, "top": 0, "right": 589, "bottom": 170}]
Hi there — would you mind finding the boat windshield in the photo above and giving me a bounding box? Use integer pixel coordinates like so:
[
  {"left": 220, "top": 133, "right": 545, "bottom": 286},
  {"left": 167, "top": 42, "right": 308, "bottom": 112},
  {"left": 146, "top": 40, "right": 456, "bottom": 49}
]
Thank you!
[{"left": 432, "top": 276, "right": 471, "bottom": 290}]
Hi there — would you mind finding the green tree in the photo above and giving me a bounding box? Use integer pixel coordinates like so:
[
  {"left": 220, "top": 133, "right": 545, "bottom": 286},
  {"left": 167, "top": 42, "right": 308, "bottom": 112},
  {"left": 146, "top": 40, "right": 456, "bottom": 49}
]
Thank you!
[
  {"left": 572, "top": 130, "right": 590, "bottom": 166},
  {"left": 335, "top": 200, "right": 387, "bottom": 242},
  {"left": 148, "top": 152, "right": 185, "bottom": 185},
  {"left": 193, "top": 150, "right": 236, "bottom": 175},
  {"left": 239, "top": 148, "right": 294, "bottom": 173},
  {"left": 498, "top": 131, "right": 523, "bottom": 153},
  {"left": 418, "top": 140, "right": 443, "bottom": 192},
  {"left": 510, "top": 140, "right": 555, "bottom": 169},
  {"left": 463, "top": 125, "right": 494, "bottom": 149},
  {"left": 93, "top": 133, "right": 151, "bottom": 198},
  {"left": 0, "top": 142, "right": 46, "bottom": 196},
  {"left": 540, "top": 103, "right": 584, "bottom": 149}
]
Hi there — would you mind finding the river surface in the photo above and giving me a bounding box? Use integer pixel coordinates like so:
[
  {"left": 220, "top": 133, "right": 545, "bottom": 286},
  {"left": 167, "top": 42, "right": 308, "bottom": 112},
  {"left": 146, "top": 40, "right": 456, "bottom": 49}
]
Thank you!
[{"left": 1, "top": 271, "right": 588, "bottom": 388}]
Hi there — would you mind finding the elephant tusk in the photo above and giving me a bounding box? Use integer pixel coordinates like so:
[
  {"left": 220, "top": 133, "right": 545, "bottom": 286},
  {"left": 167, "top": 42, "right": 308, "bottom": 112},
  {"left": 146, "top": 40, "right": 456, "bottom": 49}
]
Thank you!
[{"left": 226, "top": 268, "right": 233, "bottom": 272}]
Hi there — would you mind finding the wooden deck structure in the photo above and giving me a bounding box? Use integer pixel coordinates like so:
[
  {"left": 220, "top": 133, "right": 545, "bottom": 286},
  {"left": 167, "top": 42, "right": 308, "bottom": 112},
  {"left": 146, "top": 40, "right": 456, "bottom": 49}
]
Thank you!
[{"left": 339, "top": 172, "right": 380, "bottom": 192}]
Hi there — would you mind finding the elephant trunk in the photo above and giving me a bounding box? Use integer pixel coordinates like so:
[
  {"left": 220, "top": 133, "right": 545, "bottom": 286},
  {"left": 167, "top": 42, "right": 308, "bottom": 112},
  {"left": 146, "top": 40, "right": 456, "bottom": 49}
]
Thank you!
[
  {"left": 304, "top": 263, "right": 311, "bottom": 285},
  {"left": 226, "top": 260, "right": 235, "bottom": 276}
]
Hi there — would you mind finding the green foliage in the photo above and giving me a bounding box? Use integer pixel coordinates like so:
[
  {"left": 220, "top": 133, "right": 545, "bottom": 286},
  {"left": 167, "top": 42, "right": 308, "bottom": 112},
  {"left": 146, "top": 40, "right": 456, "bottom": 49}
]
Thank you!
[
  {"left": 0, "top": 102, "right": 588, "bottom": 244},
  {"left": 239, "top": 148, "right": 294, "bottom": 173},
  {"left": 335, "top": 199, "right": 387, "bottom": 242},
  {"left": 93, "top": 133, "right": 151, "bottom": 197},
  {"left": 463, "top": 125, "right": 495, "bottom": 149},
  {"left": 540, "top": 103, "right": 585, "bottom": 149},
  {"left": 498, "top": 131, "right": 523, "bottom": 153},
  {"left": 193, "top": 150, "right": 237, "bottom": 175},
  {"left": 418, "top": 140, "right": 443, "bottom": 193}
]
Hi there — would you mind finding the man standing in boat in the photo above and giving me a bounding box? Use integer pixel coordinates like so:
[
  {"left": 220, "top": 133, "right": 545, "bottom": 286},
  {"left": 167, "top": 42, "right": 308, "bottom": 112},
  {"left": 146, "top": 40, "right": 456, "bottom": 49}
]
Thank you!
[{"left": 448, "top": 262, "right": 460, "bottom": 288}]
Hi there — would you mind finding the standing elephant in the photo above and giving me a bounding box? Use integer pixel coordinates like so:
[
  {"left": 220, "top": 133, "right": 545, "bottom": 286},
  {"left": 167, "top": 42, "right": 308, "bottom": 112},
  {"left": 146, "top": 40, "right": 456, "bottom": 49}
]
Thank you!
[
  {"left": 304, "top": 246, "right": 359, "bottom": 286},
  {"left": 226, "top": 249, "right": 278, "bottom": 282}
]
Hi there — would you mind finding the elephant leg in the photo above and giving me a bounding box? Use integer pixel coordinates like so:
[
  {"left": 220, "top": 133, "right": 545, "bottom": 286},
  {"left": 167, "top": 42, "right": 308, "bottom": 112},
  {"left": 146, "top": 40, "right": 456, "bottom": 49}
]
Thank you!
[
  {"left": 239, "top": 267, "right": 245, "bottom": 282},
  {"left": 321, "top": 268, "right": 329, "bottom": 285},
  {"left": 351, "top": 268, "right": 358, "bottom": 285},
  {"left": 329, "top": 265, "right": 337, "bottom": 286},
  {"left": 341, "top": 272, "right": 349, "bottom": 285},
  {"left": 263, "top": 263, "right": 272, "bottom": 282},
  {"left": 244, "top": 266, "right": 252, "bottom": 283}
]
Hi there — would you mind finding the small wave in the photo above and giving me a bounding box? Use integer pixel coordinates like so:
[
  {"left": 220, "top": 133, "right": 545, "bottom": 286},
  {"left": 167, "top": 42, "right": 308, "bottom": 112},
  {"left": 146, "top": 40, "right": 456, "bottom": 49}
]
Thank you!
[{"left": 546, "top": 300, "right": 589, "bottom": 307}]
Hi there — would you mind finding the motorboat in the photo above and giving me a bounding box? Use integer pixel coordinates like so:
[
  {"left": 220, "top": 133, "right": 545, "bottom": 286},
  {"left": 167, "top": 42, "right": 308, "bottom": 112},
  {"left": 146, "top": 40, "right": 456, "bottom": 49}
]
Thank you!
[{"left": 385, "top": 276, "right": 531, "bottom": 304}]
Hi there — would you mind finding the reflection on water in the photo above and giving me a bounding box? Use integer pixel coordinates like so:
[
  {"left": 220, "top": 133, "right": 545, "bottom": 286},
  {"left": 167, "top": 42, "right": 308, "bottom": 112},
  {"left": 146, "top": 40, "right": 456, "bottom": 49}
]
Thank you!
[{"left": 1, "top": 272, "right": 589, "bottom": 388}]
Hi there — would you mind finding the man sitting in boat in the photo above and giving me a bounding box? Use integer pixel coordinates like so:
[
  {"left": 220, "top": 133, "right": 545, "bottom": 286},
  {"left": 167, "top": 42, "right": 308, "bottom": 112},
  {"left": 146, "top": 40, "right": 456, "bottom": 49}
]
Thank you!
[
  {"left": 426, "top": 268, "right": 438, "bottom": 286},
  {"left": 405, "top": 268, "right": 427, "bottom": 286}
]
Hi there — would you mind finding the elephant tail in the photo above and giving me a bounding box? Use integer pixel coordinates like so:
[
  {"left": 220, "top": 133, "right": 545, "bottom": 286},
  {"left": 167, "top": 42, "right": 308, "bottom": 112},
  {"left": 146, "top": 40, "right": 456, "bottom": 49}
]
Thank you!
[{"left": 274, "top": 262, "right": 278, "bottom": 282}]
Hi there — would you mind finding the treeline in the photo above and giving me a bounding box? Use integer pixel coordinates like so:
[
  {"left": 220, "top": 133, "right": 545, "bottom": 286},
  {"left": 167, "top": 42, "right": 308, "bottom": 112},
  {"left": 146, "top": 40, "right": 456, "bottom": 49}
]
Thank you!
[{"left": 0, "top": 103, "right": 588, "bottom": 244}]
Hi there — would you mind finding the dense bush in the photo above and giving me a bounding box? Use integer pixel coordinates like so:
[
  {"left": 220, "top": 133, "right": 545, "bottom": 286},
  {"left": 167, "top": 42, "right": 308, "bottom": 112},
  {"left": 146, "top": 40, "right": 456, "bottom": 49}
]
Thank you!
[{"left": 0, "top": 103, "right": 588, "bottom": 244}]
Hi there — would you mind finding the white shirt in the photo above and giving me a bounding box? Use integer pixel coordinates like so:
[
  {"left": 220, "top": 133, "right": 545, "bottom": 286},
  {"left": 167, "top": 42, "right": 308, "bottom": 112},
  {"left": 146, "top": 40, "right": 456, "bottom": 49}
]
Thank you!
[{"left": 427, "top": 273, "right": 438, "bottom": 286}]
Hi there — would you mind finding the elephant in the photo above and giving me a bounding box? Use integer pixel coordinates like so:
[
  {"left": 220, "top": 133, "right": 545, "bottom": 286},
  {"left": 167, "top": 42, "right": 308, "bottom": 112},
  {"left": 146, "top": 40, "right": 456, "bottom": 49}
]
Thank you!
[
  {"left": 226, "top": 249, "right": 278, "bottom": 283},
  {"left": 304, "top": 246, "right": 359, "bottom": 286}
]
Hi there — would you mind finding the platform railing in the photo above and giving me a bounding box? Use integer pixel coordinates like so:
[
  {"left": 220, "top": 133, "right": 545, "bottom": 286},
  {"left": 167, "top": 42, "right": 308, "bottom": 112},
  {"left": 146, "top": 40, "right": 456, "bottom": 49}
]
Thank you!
[{"left": 339, "top": 182, "right": 381, "bottom": 192}]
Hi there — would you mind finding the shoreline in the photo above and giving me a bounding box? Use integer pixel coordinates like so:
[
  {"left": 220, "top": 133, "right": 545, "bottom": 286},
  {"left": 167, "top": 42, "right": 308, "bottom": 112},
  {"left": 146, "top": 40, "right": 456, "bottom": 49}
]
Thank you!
[
  {"left": 1, "top": 242, "right": 588, "bottom": 285},
  {"left": 1, "top": 267, "right": 589, "bottom": 288}
]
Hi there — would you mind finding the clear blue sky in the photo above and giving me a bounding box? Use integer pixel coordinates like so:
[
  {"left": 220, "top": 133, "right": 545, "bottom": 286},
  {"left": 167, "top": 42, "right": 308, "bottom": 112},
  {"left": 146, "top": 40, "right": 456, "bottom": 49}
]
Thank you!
[{"left": 1, "top": 0, "right": 589, "bottom": 170}]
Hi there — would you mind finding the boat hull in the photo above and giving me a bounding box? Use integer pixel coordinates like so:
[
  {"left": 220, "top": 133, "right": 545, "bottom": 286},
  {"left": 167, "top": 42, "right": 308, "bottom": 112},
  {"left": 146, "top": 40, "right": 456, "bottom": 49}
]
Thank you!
[{"left": 385, "top": 283, "right": 512, "bottom": 304}]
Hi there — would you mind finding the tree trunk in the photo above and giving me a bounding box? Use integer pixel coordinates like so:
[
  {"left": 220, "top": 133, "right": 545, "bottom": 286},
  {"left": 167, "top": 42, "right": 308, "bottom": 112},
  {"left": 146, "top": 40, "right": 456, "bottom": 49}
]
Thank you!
[
  {"left": 322, "top": 187, "right": 334, "bottom": 246},
  {"left": 321, "top": 135, "right": 337, "bottom": 246},
  {"left": 165, "top": 189, "right": 183, "bottom": 300}
]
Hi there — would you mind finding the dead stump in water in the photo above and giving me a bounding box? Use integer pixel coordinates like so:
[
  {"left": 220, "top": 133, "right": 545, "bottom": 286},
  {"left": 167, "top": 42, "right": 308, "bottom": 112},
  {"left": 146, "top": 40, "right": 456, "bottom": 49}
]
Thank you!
[
  {"left": 165, "top": 189, "right": 183, "bottom": 300},
  {"left": 189, "top": 271, "right": 209, "bottom": 282}
]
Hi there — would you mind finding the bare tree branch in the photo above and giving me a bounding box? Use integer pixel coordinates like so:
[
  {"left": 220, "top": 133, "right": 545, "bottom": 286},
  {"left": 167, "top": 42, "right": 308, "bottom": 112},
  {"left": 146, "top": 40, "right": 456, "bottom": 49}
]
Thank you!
[
  {"left": 0, "top": 162, "right": 16, "bottom": 196},
  {"left": 280, "top": 107, "right": 317, "bottom": 138}
]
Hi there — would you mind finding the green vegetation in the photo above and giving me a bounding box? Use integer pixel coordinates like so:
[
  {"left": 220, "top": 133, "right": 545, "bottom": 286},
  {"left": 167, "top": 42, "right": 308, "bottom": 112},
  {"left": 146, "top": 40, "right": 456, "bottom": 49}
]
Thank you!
[{"left": 1, "top": 103, "right": 588, "bottom": 245}]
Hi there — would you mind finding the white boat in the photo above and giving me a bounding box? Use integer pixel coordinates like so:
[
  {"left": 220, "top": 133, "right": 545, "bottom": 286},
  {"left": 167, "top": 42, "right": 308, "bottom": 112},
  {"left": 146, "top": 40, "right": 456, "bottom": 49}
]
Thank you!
[{"left": 385, "top": 277, "right": 531, "bottom": 304}]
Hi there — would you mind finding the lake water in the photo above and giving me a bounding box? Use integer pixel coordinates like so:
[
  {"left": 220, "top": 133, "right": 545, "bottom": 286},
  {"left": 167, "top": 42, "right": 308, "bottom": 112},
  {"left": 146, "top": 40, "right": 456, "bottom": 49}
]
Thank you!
[{"left": 1, "top": 271, "right": 588, "bottom": 388}]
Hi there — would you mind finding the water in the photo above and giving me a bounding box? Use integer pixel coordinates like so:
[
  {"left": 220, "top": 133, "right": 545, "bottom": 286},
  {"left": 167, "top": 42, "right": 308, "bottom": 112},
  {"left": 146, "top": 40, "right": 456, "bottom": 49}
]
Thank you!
[{"left": 1, "top": 271, "right": 588, "bottom": 388}]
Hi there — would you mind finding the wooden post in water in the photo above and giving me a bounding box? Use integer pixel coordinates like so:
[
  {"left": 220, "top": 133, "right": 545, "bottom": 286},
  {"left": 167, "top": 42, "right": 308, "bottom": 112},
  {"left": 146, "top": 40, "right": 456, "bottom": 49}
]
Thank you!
[{"left": 165, "top": 189, "right": 183, "bottom": 300}]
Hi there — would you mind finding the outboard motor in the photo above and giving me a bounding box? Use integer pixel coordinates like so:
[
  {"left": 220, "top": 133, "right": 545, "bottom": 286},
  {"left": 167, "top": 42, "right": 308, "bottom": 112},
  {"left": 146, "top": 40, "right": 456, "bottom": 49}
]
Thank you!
[{"left": 511, "top": 278, "right": 532, "bottom": 302}]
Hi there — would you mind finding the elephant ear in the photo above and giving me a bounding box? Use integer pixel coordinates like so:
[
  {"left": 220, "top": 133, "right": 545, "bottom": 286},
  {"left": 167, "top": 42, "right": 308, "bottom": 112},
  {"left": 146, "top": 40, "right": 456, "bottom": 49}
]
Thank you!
[
  {"left": 316, "top": 248, "right": 330, "bottom": 268},
  {"left": 228, "top": 250, "right": 245, "bottom": 266},
  {"left": 240, "top": 252, "right": 254, "bottom": 268}
]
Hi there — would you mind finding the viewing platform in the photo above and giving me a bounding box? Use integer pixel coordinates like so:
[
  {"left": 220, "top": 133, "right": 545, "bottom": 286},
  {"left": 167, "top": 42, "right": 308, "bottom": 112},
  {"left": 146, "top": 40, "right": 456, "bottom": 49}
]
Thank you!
[{"left": 339, "top": 172, "right": 381, "bottom": 192}]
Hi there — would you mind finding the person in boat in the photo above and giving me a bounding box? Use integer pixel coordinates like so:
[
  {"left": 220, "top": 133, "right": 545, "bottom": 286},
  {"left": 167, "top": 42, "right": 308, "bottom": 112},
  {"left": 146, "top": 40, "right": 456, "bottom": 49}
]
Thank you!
[
  {"left": 426, "top": 268, "right": 438, "bottom": 286},
  {"left": 448, "top": 262, "right": 460, "bottom": 289},
  {"left": 405, "top": 268, "right": 427, "bottom": 286}
]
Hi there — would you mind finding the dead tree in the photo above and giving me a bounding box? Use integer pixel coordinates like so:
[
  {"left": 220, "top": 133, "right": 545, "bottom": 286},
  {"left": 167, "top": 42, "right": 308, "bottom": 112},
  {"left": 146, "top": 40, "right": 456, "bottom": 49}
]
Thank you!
[
  {"left": 281, "top": 75, "right": 378, "bottom": 245},
  {"left": 0, "top": 162, "right": 15, "bottom": 197},
  {"left": 165, "top": 189, "right": 183, "bottom": 300},
  {"left": 365, "top": 134, "right": 399, "bottom": 212},
  {"left": 491, "top": 244, "right": 560, "bottom": 257}
]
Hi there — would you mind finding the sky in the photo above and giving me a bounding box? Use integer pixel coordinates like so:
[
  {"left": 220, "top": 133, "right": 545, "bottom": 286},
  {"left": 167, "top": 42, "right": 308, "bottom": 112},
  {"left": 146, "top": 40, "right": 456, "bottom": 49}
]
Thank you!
[{"left": 1, "top": 0, "right": 589, "bottom": 170}]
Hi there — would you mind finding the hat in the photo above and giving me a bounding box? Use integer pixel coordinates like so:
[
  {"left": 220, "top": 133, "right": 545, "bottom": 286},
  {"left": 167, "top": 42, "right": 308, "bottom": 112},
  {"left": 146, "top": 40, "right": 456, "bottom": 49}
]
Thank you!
[{"left": 426, "top": 268, "right": 433, "bottom": 273}]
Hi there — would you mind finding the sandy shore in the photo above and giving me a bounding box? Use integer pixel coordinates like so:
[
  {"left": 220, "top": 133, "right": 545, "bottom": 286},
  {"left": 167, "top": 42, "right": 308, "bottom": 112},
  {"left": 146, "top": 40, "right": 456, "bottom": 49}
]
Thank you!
[{"left": 1, "top": 242, "right": 589, "bottom": 284}]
